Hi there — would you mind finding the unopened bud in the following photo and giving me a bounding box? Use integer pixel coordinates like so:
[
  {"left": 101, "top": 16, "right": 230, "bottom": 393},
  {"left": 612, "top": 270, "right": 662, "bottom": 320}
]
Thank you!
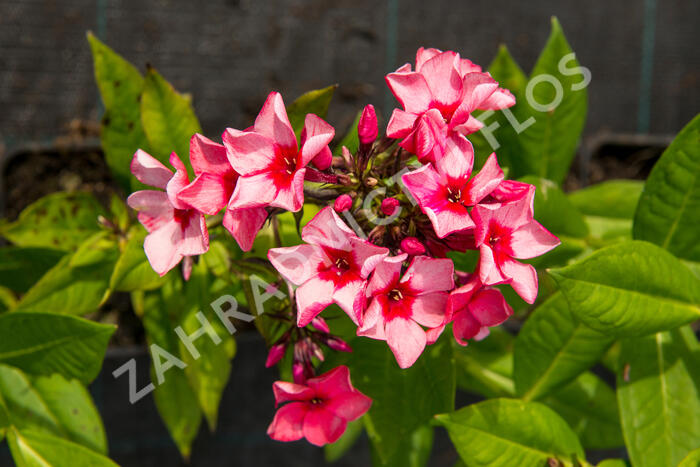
[
  {"left": 265, "top": 343, "right": 286, "bottom": 368},
  {"left": 310, "top": 316, "right": 330, "bottom": 334},
  {"left": 381, "top": 197, "right": 400, "bottom": 216},
  {"left": 326, "top": 336, "right": 352, "bottom": 353},
  {"left": 358, "top": 104, "right": 378, "bottom": 145},
  {"left": 341, "top": 146, "right": 354, "bottom": 167},
  {"left": 334, "top": 194, "right": 353, "bottom": 213},
  {"left": 365, "top": 177, "right": 378, "bottom": 187},
  {"left": 400, "top": 237, "right": 426, "bottom": 255},
  {"left": 292, "top": 362, "right": 307, "bottom": 384}
]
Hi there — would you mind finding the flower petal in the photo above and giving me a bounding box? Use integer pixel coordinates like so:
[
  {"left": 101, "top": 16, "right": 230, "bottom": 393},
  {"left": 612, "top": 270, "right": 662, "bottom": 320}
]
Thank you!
[
  {"left": 127, "top": 190, "right": 173, "bottom": 233},
  {"left": 357, "top": 296, "right": 387, "bottom": 339},
  {"left": 222, "top": 129, "right": 277, "bottom": 176},
  {"left": 452, "top": 309, "right": 482, "bottom": 346},
  {"left": 228, "top": 172, "right": 278, "bottom": 209},
  {"left": 500, "top": 257, "right": 538, "bottom": 304},
  {"left": 301, "top": 207, "right": 356, "bottom": 251},
  {"left": 268, "top": 244, "right": 325, "bottom": 285},
  {"left": 506, "top": 221, "right": 560, "bottom": 259},
  {"left": 267, "top": 401, "right": 308, "bottom": 442},
  {"left": 143, "top": 221, "right": 183, "bottom": 276},
  {"left": 478, "top": 244, "right": 509, "bottom": 285},
  {"left": 303, "top": 408, "right": 346, "bottom": 446},
  {"left": 469, "top": 288, "right": 513, "bottom": 326},
  {"left": 385, "top": 71, "right": 433, "bottom": 114},
  {"left": 189, "top": 133, "right": 232, "bottom": 176},
  {"left": 312, "top": 146, "right": 333, "bottom": 170},
  {"left": 271, "top": 168, "right": 305, "bottom": 211},
  {"left": 333, "top": 279, "right": 366, "bottom": 325},
  {"left": 253, "top": 91, "right": 297, "bottom": 152},
  {"left": 272, "top": 381, "right": 315, "bottom": 404},
  {"left": 385, "top": 317, "right": 427, "bottom": 369},
  {"left": 177, "top": 173, "right": 232, "bottom": 215},
  {"left": 300, "top": 114, "right": 335, "bottom": 167},
  {"left": 401, "top": 256, "right": 454, "bottom": 294},
  {"left": 325, "top": 392, "right": 372, "bottom": 421},
  {"left": 166, "top": 152, "right": 191, "bottom": 210},
  {"left": 223, "top": 207, "right": 268, "bottom": 252},
  {"left": 130, "top": 149, "right": 172, "bottom": 189},
  {"left": 435, "top": 134, "right": 474, "bottom": 183},
  {"left": 177, "top": 212, "right": 209, "bottom": 256},
  {"left": 463, "top": 152, "right": 504, "bottom": 205},
  {"left": 410, "top": 292, "right": 448, "bottom": 328},
  {"left": 386, "top": 109, "right": 419, "bottom": 139},
  {"left": 296, "top": 276, "right": 335, "bottom": 327},
  {"left": 308, "top": 366, "right": 354, "bottom": 396},
  {"left": 419, "top": 51, "right": 462, "bottom": 108},
  {"left": 365, "top": 256, "right": 405, "bottom": 297}
]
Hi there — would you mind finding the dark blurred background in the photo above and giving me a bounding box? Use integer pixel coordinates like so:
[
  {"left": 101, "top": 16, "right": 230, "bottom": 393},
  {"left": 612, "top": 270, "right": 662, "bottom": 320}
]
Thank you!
[{"left": 0, "top": 1, "right": 698, "bottom": 466}]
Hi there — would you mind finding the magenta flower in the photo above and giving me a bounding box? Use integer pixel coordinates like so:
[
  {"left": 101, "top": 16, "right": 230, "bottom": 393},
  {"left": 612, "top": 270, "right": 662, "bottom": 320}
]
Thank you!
[
  {"left": 224, "top": 91, "right": 335, "bottom": 213},
  {"left": 176, "top": 134, "right": 267, "bottom": 251},
  {"left": 127, "top": 149, "right": 209, "bottom": 276},
  {"left": 333, "top": 194, "right": 353, "bottom": 213},
  {"left": 267, "top": 366, "right": 371, "bottom": 446},
  {"left": 447, "top": 275, "right": 513, "bottom": 345},
  {"left": 358, "top": 104, "right": 378, "bottom": 146},
  {"left": 472, "top": 190, "right": 560, "bottom": 304},
  {"left": 402, "top": 136, "right": 504, "bottom": 238},
  {"left": 268, "top": 207, "right": 389, "bottom": 327},
  {"left": 358, "top": 255, "right": 454, "bottom": 368},
  {"left": 386, "top": 47, "right": 515, "bottom": 163}
]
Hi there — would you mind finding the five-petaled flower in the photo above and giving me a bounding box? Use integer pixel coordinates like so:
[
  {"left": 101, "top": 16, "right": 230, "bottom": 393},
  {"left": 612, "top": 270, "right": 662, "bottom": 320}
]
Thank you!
[
  {"left": 472, "top": 186, "right": 560, "bottom": 304},
  {"left": 386, "top": 47, "right": 515, "bottom": 163},
  {"left": 402, "top": 136, "right": 504, "bottom": 238},
  {"left": 268, "top": 207, "right": 389, "bottom": 327},
  {"left": 127, "top": 149, "right": 209, "bottom": 276},
  {"left": 267, "top": 366, "right": 372, "bottom": 446},
  {"left": 224, "top": 91, "right": 335, "bottom": 213},
  {"left": 358, "top": 255, "right": 454, "bottom": 368}
]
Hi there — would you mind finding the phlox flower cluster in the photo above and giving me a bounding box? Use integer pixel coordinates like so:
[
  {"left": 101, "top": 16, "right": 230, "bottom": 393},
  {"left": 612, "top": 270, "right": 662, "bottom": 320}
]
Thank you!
[{"left": 128, "top": 47, "right": 559, "bottom": 446}]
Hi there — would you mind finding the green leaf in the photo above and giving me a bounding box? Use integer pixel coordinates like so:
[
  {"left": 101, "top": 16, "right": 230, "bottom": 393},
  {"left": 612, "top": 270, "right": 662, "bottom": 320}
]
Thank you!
[
  {"left": 327, "top": 336, "right": 454, "bottom": 465},
  {"left": 543, "top": 372, "right": 623, "bottom": 450},
  {"left": 333, "top": 110, "right": 362, "bottom": 156},
  {"left": 512, "top": 17, "right": 588, "bottom": 184},
  {"left": 470, "top": 45, "right": 528, "bottom": 170},
  {"left": 286, "top": 85, "right": 336, "bottom": 138},
  {"left": 142, "top": 281, "right": 202, "bottom": 460},
  {"left": 324, "top": 418, "right": 364, "bottom": 463},
  {"left": 617, "top": 326, "right": 700, "bottom": 467},
  {"left": 514, "top": 292, "right": 613, "bottom": 400},
  {"left": 435, "top": 398, "right": 584, "bottom": 467},
  {"left": 634, "top": 113, "right": 700, "bottom": 261},
  {"left": 551, "top": 240, "right": 700, "bottom": 337},
  {"left": 0, "top": 286, "right": 17, "bottom": 313},
  {"left": 584, "top": 216, "right": 634, "bottom": 241},
  {"left": 15, "top": 232, "right": 119, "bottom": 315},
  {"left": 141, "top": 66, "right": 202, "bottom": 167},
  {"left": 519, "top": 176, "right": 588, "bottom": 238},
  {"left": 0, "top": 312, "right": 114, "bottom": 383},
  {"left": 0, "top": 247, "right": 65, "bottom": 293},
  {"left": 569, "top": 180, "right": 644, "bottom": 219},
  {"left": 369, "top": 423, "right": 434, "bottom": 467},
  {"left": 178, "top": 262, "right": 236, "bottom": 431},
  {"left": 0, "top": 192, "right": 107, "bottom": 251},
  {"left": 678, "top": 448, "right": 700, "bottom": 467},
  {"left": 453, "top": 326, "right": 515, "bottom": 398},
  {"left": 596, "top": 460, "right": 628, "bottom": 467},
  {"left": 7, "top": 427, "right": 117, "bottom": 467},
  {"left": 88, "top": 32, "right": 150, "bottom": 192},
  {"left": 109, "top": 227, "right": 166, "bottom": 292},
  {"left": 0, "top": 365, "right": 106, "bottom": 453}
]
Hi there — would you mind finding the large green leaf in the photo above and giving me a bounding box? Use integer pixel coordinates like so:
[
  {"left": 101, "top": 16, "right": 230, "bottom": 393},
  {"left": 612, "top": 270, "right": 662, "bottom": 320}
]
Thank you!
[
  {"left": 88, "top": 32, "right": 150, "bottom": 192},
  {"left": 514, "top": 292, "right": 613, "bottom": 400},
  {"left": 15, "top": 232, "right": 119, "bottom": 315},
  {"left": 634, "top": 113, "right": 700, "bottom": 261},
  {"left": 617, "top": 327, "right": 700, "bottom": 467},
  {"left": 569, "top": 180, "right": 644, "bottom": 219},
  {"left": 511, "top": 17, "right": 588, "bottom": 184},
  {"left": 551, "top": 241, "right": 700, "bottom": 337},
  {"left": 0, "top": 365, "right": 106, "bottom": 453},
  {"left": 435, "top": 398, "right": 584, "bottom": 467},
  {"left": 678, "top": 448, "right": 700, "bottom": 467},
  {"left": 543, "top": 372, "right": 623, "bottom": 450},
  {"left": 326, "top": 336, "right": 454, "bottom": 465},
  {"left": 0, "top": 192, "right": 106, "bottom": 251},
  {"left": 453, "top": 327, "right": 515, "bottom": 398},
  {"left": 7, "top": 428, "right": 117, "bottom": 467},
  {"left": 520, "top": 176, "right": 588, "bottom": 238},
  {"left": 324, "top": 418, "right": 364, "bottom": 463},
  {"left": 0, "top": 247, "right": 65, "bottom": 293},
  {"left": 286, "top": 85, "right": 336, "bottom": 138},
  {"left": 141, "top": 66, "right": 202, "bottom": 166},
  {"left": 470, "top": 45, "right": 528, "bottom": 170},
  {"left": 0, "top": 312, "right": 114, "bottom": 383},
  {"left": 142, "top": 280, "right": 202, "bottom": 460},
  {"left": 109, "top": 227, "right": 166, "bottom": 292}
]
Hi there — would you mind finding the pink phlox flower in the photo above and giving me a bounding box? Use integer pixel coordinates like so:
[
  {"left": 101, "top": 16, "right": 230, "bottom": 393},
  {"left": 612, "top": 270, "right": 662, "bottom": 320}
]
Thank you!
[
  {"left": 224, "top": 91, "right": 335, "bottom": 213},
  {"left": 267, "top": 365, "right": 371, "bottom": 446},
  {"left": 127, "top": 149, "right": 209, "bottom": 276},
  {"left": 472, "top": 185, "right": 559, "bottom": 304},
  {"left": 268, "top": 207, "right": 389, "bottom": 327},
  {"left": 358, "top": 255, "right": 455, "bottom": 369},
  {"left": 447, "top": 274, "right": 513, "bottom": 345},
  {"left": 402, "top": 135, "right": 504, "bottom": 238},
  {"left": 386, "top": 47, "right": 515, "bottom": 163},
  {"left": 176, "top": 133, "right": 267, "bottom": 251}
]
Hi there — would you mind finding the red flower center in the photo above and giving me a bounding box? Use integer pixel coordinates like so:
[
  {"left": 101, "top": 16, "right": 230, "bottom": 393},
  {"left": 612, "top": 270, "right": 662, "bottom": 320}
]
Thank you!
[
  {"left": 446, "top": 186, "right": 462, "bottom": 204},
  {"left": 388, "top": 288, "right": 404, "bottom": 301}
]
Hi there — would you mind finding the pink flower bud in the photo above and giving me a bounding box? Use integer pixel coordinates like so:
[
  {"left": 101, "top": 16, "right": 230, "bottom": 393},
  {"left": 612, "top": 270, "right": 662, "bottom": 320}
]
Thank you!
[
  {"left": 292, "top": 363, "right": 307, "bottom": 384},
  {"left": 400, "top": 237, "right": 426, "bottom": 255},
  {"left": 265, "top": 343, "right": 286, "bottom": 368},
  {"left": 358, "top": 104, "right": 378, "bottom": 145},
  {"left": 341, "top": 145, "right": 354, "bottom": 167},
  {"left": 381, "top": 197, "right": 400, "bottom": 216},
  {"left": 326, "top": 337, "right": 352, "bottom": 353},
  {"left": 334, "top": 194, "right": 353, "bottom": 213},
  {"left": 310, "top": 316, "right": 330, "bottom": 334}
]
